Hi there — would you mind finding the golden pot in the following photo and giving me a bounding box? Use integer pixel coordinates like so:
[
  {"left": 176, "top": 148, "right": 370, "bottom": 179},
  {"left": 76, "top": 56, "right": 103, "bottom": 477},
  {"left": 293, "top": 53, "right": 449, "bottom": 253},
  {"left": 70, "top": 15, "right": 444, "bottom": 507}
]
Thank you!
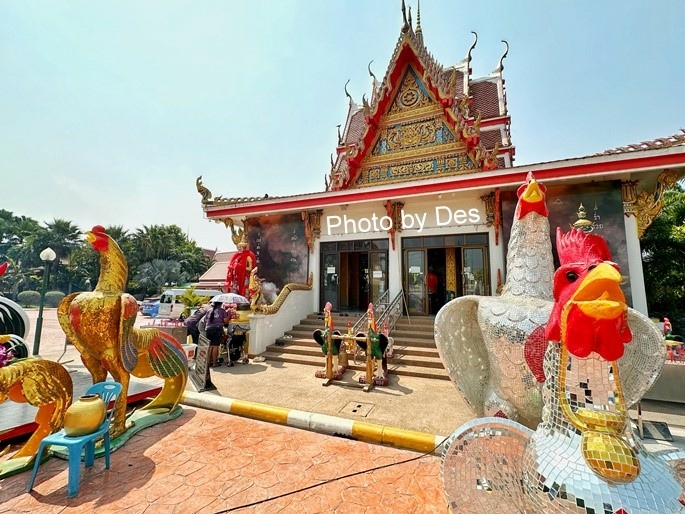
[{"left": 63, "top": 393, "right": 106, "bottom": 436}]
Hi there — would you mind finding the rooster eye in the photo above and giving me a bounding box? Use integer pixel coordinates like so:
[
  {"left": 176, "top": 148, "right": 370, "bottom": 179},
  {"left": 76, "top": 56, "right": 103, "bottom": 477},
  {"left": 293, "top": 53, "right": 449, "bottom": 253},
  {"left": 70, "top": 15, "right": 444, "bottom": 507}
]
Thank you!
[{"left": 566, "top": 271, "right": 578, "bottom": 282}]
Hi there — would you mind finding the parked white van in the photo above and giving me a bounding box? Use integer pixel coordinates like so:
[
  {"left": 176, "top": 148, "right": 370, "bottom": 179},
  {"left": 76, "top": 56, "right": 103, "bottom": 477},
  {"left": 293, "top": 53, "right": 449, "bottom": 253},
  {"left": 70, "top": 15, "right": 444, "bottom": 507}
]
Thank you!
[{"left": 157, "top": 288, "right": 224, "bottom": 320}]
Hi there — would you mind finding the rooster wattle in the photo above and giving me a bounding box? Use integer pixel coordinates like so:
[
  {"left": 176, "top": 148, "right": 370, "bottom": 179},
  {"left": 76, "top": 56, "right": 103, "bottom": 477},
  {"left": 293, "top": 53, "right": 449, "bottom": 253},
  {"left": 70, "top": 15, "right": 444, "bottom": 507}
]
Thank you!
[{"left": 58, "top": 226, "right": 187, "bottom": 438}]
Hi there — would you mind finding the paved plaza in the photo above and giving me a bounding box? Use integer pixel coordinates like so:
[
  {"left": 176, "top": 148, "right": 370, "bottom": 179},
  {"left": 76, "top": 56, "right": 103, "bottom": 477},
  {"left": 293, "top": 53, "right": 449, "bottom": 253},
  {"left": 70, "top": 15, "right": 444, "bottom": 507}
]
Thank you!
[{"left": 1, "top": 308, "right": 685, "bottom": 513}]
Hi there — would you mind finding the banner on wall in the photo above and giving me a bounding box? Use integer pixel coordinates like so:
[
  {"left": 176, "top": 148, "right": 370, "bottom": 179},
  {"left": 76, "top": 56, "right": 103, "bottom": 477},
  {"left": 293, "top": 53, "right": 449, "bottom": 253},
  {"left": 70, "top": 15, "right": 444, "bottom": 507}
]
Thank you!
[
  {"left": 245, "top": 213, "right": 309, "bottom": 290},
  {"left": 501, "top": 181, "right": 632, "bottom": 305}
]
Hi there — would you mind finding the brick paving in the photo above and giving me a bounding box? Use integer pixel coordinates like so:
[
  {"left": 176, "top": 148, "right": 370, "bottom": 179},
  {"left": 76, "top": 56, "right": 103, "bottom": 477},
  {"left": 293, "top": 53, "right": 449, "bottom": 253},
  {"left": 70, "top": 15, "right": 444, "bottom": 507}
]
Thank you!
[
  {"left": 1, "top": 309, "right": 449, "bottom": 513},
  {"left": 1, "top": 406, "right": 447, "bottom": 513}
]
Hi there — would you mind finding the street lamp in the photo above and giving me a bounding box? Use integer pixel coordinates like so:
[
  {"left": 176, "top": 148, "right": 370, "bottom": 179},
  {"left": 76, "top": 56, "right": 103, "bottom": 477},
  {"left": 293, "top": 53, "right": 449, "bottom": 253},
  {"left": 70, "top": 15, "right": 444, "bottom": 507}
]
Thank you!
[{"left": 32, "top": 247, "right": 57, "bottom": 356}]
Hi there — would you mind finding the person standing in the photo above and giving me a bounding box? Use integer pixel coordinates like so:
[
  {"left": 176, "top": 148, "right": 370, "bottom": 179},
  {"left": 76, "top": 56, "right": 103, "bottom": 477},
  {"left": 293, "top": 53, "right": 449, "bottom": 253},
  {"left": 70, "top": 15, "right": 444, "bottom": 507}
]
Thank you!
[
  {"left": 203, "top": 302, "right": 231, "bottom": 368},
  {"left": 185, "top": 304, "right": 209, "bottom": 346},
  {"left": 427, "top": 267, "right": 439, "bottom": 315}
]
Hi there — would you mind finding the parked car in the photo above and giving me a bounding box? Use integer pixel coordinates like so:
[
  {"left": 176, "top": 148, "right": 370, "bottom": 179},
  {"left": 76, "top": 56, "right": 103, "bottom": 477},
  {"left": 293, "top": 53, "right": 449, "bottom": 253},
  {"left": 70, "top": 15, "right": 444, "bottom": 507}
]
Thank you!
[{"left": 141, "top": 297, "right": 160, "bottom": 317}]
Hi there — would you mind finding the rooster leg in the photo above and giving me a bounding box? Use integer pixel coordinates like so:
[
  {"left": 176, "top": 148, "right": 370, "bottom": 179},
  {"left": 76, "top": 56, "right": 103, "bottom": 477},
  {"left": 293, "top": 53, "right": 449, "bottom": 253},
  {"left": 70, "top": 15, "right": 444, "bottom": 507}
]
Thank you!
[
  {"left": 106, "top": 366, "right": 131, "bottom": 438},
  {"left": 80, "top": 351, "right": 108, "bottom": 384},
  {"left": 143, "top": 374, "right": 186, "bottom": 413},
  {"left": 14, "top": 403, "right": 57, "bottom": 458}
]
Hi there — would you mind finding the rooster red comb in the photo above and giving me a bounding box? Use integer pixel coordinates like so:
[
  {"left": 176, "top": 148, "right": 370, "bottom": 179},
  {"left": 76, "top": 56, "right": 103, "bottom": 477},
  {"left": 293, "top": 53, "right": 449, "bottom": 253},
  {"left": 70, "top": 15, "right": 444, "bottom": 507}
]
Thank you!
[
  {"left": 555, "top": 227, "right": 613, "bottom": 264},
  {"left": 92, "top": 225, "right": 106, "bottom": 234}
]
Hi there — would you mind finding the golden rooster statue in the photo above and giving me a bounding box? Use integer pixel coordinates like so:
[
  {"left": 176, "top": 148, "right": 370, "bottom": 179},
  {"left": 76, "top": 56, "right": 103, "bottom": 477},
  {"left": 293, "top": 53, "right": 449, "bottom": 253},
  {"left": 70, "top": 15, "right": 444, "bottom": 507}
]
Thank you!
[
  {"left": 0, "top": 350, "right": 73, "bottom": 478},
  {"left": 1, "top": 260, "right": 73, "bottom": 478},
  {"left": 58, "top": 226, "right": 188, "bottom": 438}
]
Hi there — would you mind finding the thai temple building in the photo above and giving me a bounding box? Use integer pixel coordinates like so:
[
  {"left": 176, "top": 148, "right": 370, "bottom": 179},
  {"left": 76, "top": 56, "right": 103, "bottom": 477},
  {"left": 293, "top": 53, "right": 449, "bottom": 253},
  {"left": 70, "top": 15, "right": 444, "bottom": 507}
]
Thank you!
[{"left": 196, "top": 2, "right": 685, "bottom": 354}]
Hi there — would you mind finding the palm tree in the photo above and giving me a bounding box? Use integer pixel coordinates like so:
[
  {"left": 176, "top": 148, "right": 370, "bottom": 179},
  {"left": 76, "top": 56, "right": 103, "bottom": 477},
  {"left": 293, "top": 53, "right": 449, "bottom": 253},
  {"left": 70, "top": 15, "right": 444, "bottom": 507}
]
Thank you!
[
  {"left": 135, "top": 259, "right": 187, "bottom": 295},
  {"left": 33, "top": 219, "right": 82, "bottom": 290}
]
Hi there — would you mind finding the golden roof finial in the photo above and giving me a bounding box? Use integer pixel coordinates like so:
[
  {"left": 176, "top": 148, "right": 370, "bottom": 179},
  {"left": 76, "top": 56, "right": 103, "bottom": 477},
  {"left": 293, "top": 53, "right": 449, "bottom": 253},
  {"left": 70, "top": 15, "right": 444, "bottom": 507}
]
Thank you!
[
  {"left": 408, "top": 6, "right": 412, "bottom": 30},
  {"left": 466, "top": 31, "right": 478, "bottom": 70},
  {"left": 368, "top": 60, "right": 377, "bottom": 84},
  {"left": 416, "top": 0, "right": 423, "bottom": 40},
  {"left": 344, "top": 79, "right": 355, "bottom": 107},
  {"left": 496, "top": 40, "right": 509, "bottom": 73},
  {"left": 401, "top": 0, "right": 409, "bottom": 33}
]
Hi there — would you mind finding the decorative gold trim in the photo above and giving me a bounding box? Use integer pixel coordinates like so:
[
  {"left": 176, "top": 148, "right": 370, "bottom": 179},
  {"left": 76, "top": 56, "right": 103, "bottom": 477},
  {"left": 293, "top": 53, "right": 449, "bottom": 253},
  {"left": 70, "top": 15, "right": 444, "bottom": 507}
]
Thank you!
[
  {"left": 446, "top": 248, "right": 456, "bottom": 293},
  {"left": 635, "top": 169, "right": 678, "bottom": 239},
  {"left": 364, "top": 140, "right": 466, "bottom": 166},
  {"left": 309, "top": 210, "right": 323, "bottom": 241},
  {"left": 480, "top": 192, "right": 495, "bottom": 226},
  {"left": 382, "top": 103, "right": 444, "bottom": 125},
  {"left": 301, "top": 210, "right": 323, "bottom": 253},
  {"left": 259, "top": 274, "right": 313, "bottom": 314},
  {"left": 621, "top": 180, "right": 639, "bottom": 217}
]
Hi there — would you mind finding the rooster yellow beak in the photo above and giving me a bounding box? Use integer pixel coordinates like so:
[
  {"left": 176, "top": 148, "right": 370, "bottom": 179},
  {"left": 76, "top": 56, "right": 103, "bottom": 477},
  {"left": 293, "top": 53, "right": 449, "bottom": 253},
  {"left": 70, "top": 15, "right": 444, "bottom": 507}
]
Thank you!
[
  {"left": 571, "top": 262, "right": 626, "bottom": 319},
  {"left": 522, "top": 179, "right": 543, "bottom": 203},
  {"left": 85, "top": 231, "right": 95, "bottom": 244}
]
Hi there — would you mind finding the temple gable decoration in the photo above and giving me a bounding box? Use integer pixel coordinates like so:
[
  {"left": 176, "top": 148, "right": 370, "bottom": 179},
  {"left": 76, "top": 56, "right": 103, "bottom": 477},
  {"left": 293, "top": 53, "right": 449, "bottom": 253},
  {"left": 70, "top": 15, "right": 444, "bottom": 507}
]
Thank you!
[{"left": 327, "top": 4, "right": 504, "bottom": 191}]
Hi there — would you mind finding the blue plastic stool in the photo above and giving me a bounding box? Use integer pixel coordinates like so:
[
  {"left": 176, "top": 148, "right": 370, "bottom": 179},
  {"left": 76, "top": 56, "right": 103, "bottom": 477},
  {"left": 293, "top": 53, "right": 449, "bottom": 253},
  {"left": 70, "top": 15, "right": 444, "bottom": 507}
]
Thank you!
[{"left": 26, "top": 381, "right": 122, "bottom": 497}]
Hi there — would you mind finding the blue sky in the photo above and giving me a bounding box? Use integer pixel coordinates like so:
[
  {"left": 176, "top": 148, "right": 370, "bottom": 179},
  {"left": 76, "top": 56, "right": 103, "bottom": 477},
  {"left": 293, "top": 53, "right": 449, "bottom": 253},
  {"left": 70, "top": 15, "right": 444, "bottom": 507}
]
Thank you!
[{"left": 1, "top": 1, "right": 683, "bottom": 251}]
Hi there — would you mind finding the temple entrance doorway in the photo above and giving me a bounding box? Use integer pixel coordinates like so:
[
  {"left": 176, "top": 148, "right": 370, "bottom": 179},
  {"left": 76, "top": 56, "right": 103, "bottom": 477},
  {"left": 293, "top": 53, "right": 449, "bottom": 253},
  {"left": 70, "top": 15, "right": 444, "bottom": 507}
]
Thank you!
[
  {"left": 403, "top": 233, "right": 491, "bottom": 315},
  {"left": 319, "top": 239, "right": 389, "bottom": 313}
]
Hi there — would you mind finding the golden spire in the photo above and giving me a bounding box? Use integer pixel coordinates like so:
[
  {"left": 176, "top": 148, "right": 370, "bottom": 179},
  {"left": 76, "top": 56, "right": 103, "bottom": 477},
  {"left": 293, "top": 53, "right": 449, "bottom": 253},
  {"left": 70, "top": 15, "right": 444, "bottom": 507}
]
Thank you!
[
  {"left": 416, "top": 0, "right": 423, "bottom": 41},
  {"left": 401, "top": 0, "right": 409, "bottom": 33}
]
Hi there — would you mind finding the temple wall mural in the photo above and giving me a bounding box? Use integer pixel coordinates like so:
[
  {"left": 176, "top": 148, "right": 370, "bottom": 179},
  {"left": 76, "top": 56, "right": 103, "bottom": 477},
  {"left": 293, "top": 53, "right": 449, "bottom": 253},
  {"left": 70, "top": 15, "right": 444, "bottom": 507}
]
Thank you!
[{"left": 245, "top": 213, "right": 309, "bottom": 290}]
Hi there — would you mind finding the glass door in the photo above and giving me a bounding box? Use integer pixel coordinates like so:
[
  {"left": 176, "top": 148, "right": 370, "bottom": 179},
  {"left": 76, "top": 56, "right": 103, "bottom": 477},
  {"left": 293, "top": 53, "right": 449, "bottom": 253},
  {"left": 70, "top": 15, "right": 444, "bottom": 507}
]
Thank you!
[
  {"left": 369, "top": 251, "right": 388, "bottom": 304},
  {"left": 405, "top": 249, "right": 427, "bottom": 315},
  {"left": 462, "top": 247, "right": 488, "bottom": 296},
  {"left": 321, "top": 253, "right": 339, "bottom": 311}
]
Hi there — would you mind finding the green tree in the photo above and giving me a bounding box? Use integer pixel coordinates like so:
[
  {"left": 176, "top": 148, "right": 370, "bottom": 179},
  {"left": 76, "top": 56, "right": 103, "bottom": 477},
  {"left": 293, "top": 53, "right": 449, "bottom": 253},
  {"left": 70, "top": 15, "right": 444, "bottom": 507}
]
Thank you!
[
  {"left": 134, "top": 259, "right": 187, "bottom": 296},
  {"left": 130, "top": 224, "right": 210, "bottom": 281},
  {"left": 641, "top": 185, "right": 685, "bottom": 333}
]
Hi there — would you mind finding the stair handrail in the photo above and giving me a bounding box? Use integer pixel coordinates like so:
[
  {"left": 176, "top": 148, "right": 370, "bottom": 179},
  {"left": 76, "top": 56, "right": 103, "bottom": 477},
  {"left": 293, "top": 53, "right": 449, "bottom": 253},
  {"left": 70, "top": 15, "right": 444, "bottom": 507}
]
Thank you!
[
  {"left": 349, "top": 289, "right": 390, "bottom": 335},
  {"left": 375, "top": 289, "right": 405, "bottom": 336}
]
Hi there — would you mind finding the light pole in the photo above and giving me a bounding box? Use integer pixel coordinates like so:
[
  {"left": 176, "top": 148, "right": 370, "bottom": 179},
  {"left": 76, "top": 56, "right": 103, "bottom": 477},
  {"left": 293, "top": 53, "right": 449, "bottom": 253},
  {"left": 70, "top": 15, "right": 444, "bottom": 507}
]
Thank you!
[
  {"left": 33, "top": 247, "right": 57, "bottom": 356},
  {"left": 85, "top": 278, "right": 91, "bottom": 291}
]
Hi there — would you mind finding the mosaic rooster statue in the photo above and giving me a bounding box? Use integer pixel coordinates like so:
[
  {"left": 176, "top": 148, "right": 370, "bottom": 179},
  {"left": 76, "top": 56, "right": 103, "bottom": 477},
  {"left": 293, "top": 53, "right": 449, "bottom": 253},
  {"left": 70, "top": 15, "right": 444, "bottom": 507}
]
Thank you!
[
  {"left": 441, "top": 229, "right": 680, "bottom": 513},
  {"left": 356, "top": 303, "right": 390, "bottom": 386},
  {"left": 58, "top": 226, "right": 188, "bottom": 439},
  {"left": 0, "top": 262, "right": 73, "bottom": 478},
  {"left": 313, "top": 302, "right": 346, "bottom": 380},
  {"left": 435, "top": 172, "right": 555, "bottom": 428}
]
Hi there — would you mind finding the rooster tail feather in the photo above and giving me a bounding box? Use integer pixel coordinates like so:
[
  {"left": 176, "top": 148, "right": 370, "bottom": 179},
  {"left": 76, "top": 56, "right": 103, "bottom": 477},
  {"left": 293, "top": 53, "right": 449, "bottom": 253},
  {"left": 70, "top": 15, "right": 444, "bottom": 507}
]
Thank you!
[{"left": 147, "top": 331, "right": 188, "bottom": 378}]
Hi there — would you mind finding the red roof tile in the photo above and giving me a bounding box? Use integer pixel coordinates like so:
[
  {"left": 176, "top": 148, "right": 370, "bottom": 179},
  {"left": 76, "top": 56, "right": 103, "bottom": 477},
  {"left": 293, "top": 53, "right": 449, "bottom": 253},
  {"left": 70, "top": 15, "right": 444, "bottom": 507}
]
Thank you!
[
  {"left": 480, "top": 129, "right": 502, "bottom": 151},
  {"left": 594, "top": 129, "right": 685, "bottom": 156},
  {"left": 344, "top": 109, "right": 366, "bottom": 146},
  {"left": 471, "top": 80, "right": 501, "bottom": 118}
]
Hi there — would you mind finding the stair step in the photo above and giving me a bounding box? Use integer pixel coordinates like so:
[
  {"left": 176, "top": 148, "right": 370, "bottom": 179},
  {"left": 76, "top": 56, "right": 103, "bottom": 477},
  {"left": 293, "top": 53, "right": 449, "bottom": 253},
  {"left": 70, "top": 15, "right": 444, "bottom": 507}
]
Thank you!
[
  {"left": 266, "top": 311, "right": 445, "bottom": 382},
  {"left": 258, "top": 351, "right": 451, "bottom": 381},
  {"left": 266, "top": 344, "right": 444, "bottom": 368}
]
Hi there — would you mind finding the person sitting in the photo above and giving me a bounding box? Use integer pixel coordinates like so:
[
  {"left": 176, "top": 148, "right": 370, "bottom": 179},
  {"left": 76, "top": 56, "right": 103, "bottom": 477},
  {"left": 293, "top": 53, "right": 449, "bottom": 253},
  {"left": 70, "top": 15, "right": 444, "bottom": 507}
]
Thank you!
[
  {"left": 185, "top": 304, "right": 210, "bottom": 346},
  {"left": 203, "top": 301, "right": 231, "bottom": 367}
]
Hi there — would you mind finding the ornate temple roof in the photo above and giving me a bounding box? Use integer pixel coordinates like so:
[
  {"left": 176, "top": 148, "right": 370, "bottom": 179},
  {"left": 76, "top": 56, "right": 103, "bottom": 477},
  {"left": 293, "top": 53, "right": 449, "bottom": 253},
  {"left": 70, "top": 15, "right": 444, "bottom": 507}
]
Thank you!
[{"left": 326, "top": 1, "right": 511, "bottom": 191}]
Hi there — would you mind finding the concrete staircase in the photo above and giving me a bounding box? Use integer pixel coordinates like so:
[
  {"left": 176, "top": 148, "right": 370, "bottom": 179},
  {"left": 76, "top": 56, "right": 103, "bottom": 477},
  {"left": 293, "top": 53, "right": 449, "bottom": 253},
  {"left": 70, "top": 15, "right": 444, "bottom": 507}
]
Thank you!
[{"left": 261, "top": 312, "right": 450, "bottom": 381}]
